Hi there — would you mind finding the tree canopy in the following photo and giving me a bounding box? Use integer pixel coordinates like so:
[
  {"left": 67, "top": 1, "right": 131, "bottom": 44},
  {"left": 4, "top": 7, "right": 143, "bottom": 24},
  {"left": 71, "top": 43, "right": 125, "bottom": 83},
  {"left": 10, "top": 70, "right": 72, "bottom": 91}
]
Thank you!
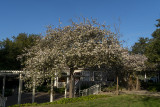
[{"left": 19, "top": 18, "right": 147, "bottom": 97}]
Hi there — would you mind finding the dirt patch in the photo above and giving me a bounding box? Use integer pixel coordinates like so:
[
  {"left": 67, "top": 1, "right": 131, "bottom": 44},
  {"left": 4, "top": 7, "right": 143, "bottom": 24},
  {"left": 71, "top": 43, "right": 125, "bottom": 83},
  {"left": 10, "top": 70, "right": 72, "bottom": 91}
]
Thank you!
[
  {"left": 100, "top": 90, "right": 160, "bottom": 97},
  {"left": 121, "top": 90, "right": 160, "bottom": 97}
]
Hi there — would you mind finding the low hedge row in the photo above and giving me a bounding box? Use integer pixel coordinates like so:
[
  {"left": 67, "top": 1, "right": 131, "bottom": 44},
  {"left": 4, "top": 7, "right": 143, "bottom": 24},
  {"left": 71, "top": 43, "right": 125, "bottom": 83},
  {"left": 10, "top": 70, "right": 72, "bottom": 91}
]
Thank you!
[{"left": 9, "top": 94, "right": 109, "bottom": 107}]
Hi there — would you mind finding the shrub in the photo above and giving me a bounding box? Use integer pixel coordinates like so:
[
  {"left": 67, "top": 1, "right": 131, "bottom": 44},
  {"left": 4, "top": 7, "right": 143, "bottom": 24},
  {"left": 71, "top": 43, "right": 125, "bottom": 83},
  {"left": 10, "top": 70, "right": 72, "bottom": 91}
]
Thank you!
[
  {"left": 102, "top": 85, "right": 116, "bottom": 92},
  {"left": 36, "top": 85, "right": 50, "bottom": 92},
  {"left": 54, "top": 87, "right": 65, "bottom": 94},
  {"left": 141, "top": 82, "right": 160, "bottom": 92},
  {"left": 147, "top": 86, "right": 157, "bottom": 92}
]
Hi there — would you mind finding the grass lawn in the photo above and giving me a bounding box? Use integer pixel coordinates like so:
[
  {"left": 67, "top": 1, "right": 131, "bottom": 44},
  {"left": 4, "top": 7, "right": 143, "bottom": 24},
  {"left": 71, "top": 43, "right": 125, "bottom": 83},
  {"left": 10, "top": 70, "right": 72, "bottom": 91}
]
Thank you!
[{"left": 28, "top": 94, "right": 160, "bottom": 107}]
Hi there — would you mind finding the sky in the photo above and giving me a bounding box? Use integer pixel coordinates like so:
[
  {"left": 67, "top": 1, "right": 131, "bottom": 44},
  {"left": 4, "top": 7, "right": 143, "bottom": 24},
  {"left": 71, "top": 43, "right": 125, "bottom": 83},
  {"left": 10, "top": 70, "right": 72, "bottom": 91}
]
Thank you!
[{"left": 0, "top": 0, "right": 160, "bottom": 48}]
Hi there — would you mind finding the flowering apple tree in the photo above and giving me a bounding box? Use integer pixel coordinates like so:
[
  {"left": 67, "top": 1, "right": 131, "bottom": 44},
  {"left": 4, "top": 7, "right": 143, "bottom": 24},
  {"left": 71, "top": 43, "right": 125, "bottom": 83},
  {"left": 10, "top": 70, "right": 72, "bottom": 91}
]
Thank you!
[{"left": 19, "top": 18, "right": 147, "bottom": 98}]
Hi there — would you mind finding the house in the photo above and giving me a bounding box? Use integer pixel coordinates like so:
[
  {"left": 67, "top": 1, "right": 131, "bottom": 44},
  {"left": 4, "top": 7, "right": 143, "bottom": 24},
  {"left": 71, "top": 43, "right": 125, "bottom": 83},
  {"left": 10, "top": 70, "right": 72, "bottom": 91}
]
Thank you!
[{"left": 55, "top": 68, "right": 115, "bottom": 88}]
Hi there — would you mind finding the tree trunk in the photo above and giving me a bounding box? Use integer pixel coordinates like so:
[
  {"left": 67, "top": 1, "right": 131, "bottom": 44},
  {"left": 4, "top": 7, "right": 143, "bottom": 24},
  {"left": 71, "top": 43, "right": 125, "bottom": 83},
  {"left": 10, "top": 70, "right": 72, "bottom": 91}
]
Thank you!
[
  {"left": 116, "top": 76, "right": 119, "bottom": 95},
  {"left": 136, "top": 76, "right": 139, "bottom": 90},
  {"left": 158, "top": 71, "right": 160, "bottom": 82},
  {"left": 144, "top": 72, "right": 147, "bottom": 82},
  {"left": 32, "top": 77, "right": 35, "bottom": 103},
  {"left": 50, "top": 77, "right": 54, "bottom": 102},
  {"left": 69, "top": 68, "right": 74, "bottom": 98},
  {"left": 18, "top": 74, "right": 22, "bottom": 105},
  {"left": 64, "top": 82, "right": 67, "bottom": 98}
]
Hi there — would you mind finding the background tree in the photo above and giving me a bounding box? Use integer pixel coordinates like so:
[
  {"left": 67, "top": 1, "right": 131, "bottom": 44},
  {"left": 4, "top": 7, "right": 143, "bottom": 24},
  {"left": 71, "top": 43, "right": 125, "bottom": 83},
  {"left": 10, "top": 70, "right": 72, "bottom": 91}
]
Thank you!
[
  {"left": 123, "top": 53, "right": 147, "bottom": 90},
  {"left": 0, "top": 33, "right": 40, "bottom": 70},
  {"left": 131, "top": 37, "right": 149, "bottom": 55},
  {"left": 145, "top": 19, "right": 160, "bottom": 80},
  {"left": 131, "top": 19, "right": 160, "bottom": 82},
  {"left": 146, "top": 30, "right": 160, "bottom": 64},
  {"left": 132, "top": 19, "right": 160, "bottom": 65}
]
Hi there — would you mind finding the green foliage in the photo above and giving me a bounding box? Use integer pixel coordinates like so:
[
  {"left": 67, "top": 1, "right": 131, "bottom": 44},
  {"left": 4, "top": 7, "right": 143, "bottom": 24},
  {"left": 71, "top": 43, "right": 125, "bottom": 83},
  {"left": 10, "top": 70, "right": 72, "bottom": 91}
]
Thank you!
[
  {"left": 141, "top": 82, "right": 160, "bottom": 92},
  {"left": 102, "top": 85, "right": 116, "bottom": 92},
  {"left": 35, "top": 85, "right": 65, "bottom": 93},
  {"left": 36, "top": 85, "right": 50, "bottom": 92},
  {"left": 0, "top": 33, "right": 40, "bottom": 70},
  {"left": 131, "top": 19, "right": 160, "bottom": 72},
  {"left": 54, "top": 87, "right": 65, "bottom": 94},
  {"left": 146, "top": 28, "right": 160, "bottom": 64},
  {"left": 147, "top": 86, "right": 157, "bottom": 92},
  {"left": 131, "top": 37, "right": 149, "bottom": 55},
  {"left": 102, "top": 84, "right": 124, "bottom": 92},
  {"left": 9, "top": 95, "right": 109, "bottom": 107},
  {"left": 2, "top": 89, "right": 13, "bottom": 97},
  {"left": 0, "top": 89, "right": 13, "bottom": 97},
  {"left": 147, "top": 20, "right": 160, "bottom": 64}
]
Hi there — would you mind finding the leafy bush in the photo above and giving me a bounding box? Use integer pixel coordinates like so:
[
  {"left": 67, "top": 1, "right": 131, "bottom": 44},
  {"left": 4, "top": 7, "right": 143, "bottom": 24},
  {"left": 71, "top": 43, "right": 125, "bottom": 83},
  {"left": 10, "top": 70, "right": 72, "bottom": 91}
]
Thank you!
[
  {"left": 141, "top": 82, "right": 160, "bottom": 92},
  {"left": 36, "top": 85, "right": 50, "bottom": 92},
  {"left": 36, "top": 85, "right": 65, "bottom": 94},
  {"left": 147, "top": 86, "right": 157, "bottom": 92},
  {"left": 102, "top": 85, "right": 116, "bottom": 92},
  {"left": 102, "top": 84, "right": 124, "bottom": 92},
  {"left": 9, "top": 95, "right": 109, "bottom": 107},
  {"left": 54, "top": 87, "right": 65, "bottom": 94},
  {"left": 4, "top": 89, "right": 13, "bottom": 97}
]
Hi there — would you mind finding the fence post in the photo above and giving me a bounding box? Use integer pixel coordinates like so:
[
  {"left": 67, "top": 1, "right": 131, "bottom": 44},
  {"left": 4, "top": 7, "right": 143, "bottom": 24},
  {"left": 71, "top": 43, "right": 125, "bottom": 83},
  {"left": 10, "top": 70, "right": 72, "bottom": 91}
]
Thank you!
[{"left": 32, "top": 76, "right": 36, "bottom": 103}]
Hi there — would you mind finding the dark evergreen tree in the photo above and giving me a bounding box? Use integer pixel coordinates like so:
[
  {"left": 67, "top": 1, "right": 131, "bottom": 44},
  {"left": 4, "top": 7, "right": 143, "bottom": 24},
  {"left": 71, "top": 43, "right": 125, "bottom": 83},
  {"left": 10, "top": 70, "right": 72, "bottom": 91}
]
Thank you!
[{"left": 0, "top": 33, "right": 41, "bottom": 70}]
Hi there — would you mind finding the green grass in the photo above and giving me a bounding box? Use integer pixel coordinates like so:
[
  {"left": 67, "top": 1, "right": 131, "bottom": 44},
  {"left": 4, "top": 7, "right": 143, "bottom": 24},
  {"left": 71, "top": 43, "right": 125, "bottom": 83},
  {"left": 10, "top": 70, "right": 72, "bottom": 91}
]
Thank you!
[
  {"left": 9, "top": 95, "right": 108, "bottom": 107},
  {"left": 10, "top": 94, "right": 160, "bottom": 107},
  {"left": 44, "top": 95, "right": 160, "bottom": 107}
]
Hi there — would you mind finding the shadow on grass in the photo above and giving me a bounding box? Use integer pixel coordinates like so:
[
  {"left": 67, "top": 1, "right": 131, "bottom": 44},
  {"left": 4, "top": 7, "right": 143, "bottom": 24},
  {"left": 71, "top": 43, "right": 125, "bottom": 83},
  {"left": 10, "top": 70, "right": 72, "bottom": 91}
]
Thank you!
[{"left": 135, "top": 95, "right": 160, "bottom": 107}]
